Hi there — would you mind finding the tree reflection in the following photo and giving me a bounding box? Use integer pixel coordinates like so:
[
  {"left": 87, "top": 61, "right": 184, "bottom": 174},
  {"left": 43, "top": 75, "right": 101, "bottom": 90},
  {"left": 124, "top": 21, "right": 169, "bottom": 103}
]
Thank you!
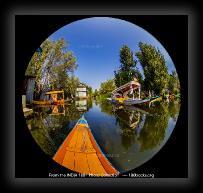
[
  {"left": 114, "top": 107, "right": 141, "bottom": 150},
  {"left": 110, "top": 101, "right": 171, "bottom": 152},
  {"left": 27, "top": 103, "right": 81, "bottom": 156},
  {"left": 87, "top": 97, "right": 93, "bottom": 110},
  {"left": 28, "top": 99, "right": 94, "bottom": 157},
  {"left": 137, "top": 102, "right": 170, "bottom": 152},
  {"left": 118, "top": 121, "right": 136, "bottom": 150},
  {"left": 168, "top": 101, "right": 181, "bottom": 122},
  {"left": 26, "top": 99, "right": 178, "bottom": 159},
  {"left": 75, "top": 98, "right": 93, "bottom": 112},
  {"left": 99, "top": 100, "right": 115, "bottom": 116}
]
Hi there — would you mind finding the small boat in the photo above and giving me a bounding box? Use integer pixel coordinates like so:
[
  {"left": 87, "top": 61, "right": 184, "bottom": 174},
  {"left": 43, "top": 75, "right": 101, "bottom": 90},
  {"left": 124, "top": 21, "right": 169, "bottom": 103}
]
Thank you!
[
  {"left": 124, "top": 98, "right": 151, "bottom": 105},
  {"left": 111, "top": 79, "right": 161, "bottom": 106},
  {"left": 124, "top": 96, "right": 161, "bottom": 106},
  {"left": 110, "top": 79, "right": 141, "bottom": 105},
  {"left": 32, "top": 90, "right": 65, "bottom": 105},
  {"left": 53, "top": 116, "right": 119, "bottom": 176},
  {"left": 46, "top": 90, "right": 65, "bottom": 104},
  {"left": 32, "top": 100, "right": 51, "bottom": 105}
]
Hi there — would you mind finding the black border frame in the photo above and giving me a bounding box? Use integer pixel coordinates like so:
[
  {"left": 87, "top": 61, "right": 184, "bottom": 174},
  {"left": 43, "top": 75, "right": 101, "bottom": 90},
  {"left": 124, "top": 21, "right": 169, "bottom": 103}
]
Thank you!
[{"left": 2, "top": 3, "right": 200, "bottom": 191}]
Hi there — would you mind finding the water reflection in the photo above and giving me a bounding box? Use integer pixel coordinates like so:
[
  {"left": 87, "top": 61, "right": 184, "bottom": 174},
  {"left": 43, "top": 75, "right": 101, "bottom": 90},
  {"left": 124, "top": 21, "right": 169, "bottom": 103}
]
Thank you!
[
  {"left": 75, "top": 99, "right": 87, "bottom": 112},
  {"left": 27, "top": 104, "right": 81, "bottom": 156},
  {"left": 90, "top": 100, "right": 179, "bottom": 172},
  {"left": 75, "top": 98, "right": 93, "bottom": 112},
  {"left": 48, "top": 105, "right": 65, "bottom": 115},
  {"left": 137, "top": 102, "right": 169, "bottom": 152},
  {"left": 25, "top": 99, "right": 180, "bottom": 173},
  {"left": 113, "top": 106, "right": 141, "bottom": 150}
]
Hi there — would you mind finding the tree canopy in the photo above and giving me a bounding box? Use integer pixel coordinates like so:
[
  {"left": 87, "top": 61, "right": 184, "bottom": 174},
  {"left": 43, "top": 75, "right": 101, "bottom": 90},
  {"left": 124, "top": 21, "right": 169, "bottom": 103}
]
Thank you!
[
  {"left": 136, "top": 42, "right": 169, "bottom": 95},
  {"left": 25, "top": 38, "right": 78, "bottom": 99},
  {"left": 168, "top": 70, "right": 180, "bottom": 96},
  {"left": 99, "top": 79, "right": 116, "bottom": 96},
  {"left": 114, "top": 45, "right": 143, "bottom": 87}
]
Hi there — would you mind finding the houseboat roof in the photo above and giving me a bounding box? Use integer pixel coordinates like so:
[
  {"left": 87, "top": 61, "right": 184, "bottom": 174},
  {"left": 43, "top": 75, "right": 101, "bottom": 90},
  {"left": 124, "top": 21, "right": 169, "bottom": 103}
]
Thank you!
[
  {"left": 46, "top": 90, "right": 64, "bottom": 95},
  {"left": 112, "top": 80, "right": 140, "bottom": 95}
]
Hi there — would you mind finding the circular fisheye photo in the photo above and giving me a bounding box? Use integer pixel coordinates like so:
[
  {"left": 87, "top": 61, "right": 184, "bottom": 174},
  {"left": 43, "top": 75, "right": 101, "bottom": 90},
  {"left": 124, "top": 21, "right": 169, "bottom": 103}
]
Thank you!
[{"left": 22, "top": 17, "right": 181, "bottom": 176}]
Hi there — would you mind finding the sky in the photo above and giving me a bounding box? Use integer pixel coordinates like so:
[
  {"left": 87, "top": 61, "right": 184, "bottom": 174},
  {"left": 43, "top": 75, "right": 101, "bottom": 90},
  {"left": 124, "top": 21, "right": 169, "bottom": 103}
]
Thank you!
[{"left": 48, "top": 17, "right": 176, "bottom": 90}]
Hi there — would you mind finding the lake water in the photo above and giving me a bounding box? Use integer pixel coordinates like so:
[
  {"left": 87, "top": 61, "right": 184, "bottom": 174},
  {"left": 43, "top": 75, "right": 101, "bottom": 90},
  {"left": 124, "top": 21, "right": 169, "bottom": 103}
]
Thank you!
[{"left": 25, "top": 99, "right": 180, "bottom": 173}]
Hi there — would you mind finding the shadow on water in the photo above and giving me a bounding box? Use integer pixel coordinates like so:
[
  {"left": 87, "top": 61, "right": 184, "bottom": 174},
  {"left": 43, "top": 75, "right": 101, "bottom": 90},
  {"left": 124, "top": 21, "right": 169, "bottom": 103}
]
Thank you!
[{"left": 25, "top": 98, "right": 180, "bottom": 173}]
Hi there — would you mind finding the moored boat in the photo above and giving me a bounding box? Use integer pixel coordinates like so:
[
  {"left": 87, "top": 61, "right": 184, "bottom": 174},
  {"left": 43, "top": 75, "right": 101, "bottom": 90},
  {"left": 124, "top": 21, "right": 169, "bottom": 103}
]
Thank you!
[
  {"left": 124, "top": 96, "right": 161, "bottom": 106},
  {"left": 124, "top": 98, "right": 151, "bottom": 105},
  {"left": 32, "top": 90, "right": 65, "bottom": 105},
  {"left": 53, "top": 115, "right": 119, "bottom": 176},
  {"left": 110, "top": 79, "right": 161, "bottom": 106},
  {"left": 32, "top": 100, "right": 51, "bottom": 105},
  {"left": 110, "top": 80, "right": 140, "bottom": 105}
]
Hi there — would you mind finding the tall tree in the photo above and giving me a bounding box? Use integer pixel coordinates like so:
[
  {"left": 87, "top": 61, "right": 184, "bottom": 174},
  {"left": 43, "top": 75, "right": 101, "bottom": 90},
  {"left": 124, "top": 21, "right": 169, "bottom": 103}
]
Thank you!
[
  {"left": 25, "top": 38, "right": 78, "bottom": 99},
  {"left": 114, "top": 45, "right": 142, "bottom": 87},
  {"left": 136, "top": 42, "right": 169, "bottom": 95},
  {"left": 65, "top": 75, "right": 80, "bottom": 99}
]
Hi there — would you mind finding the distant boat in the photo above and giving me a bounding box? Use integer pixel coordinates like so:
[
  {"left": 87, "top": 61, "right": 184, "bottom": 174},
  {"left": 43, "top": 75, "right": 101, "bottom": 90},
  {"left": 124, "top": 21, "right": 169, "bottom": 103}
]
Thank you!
[
  {"left": 111, "top": 79, "right": 141, "bottom": 104},
  {"left": 124, "top": 98, "right": 151, "bottom": 105},
  {"left": 124, "top": 96, "right": 160, "bottom": 106},
  {"left": 53, "top": 115, "right": 119, "bottom": 176},
  {"left": 110, "top": 79, "right": 161, "bottom": 106}
]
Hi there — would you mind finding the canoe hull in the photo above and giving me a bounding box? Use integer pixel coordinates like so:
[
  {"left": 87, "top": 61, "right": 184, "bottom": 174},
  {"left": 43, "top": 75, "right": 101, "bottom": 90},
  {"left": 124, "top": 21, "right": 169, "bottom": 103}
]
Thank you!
[
  {"left": 124, "top": 98, "right": 151, "bottom": 105},
  {"left": 53, "top": 117, "right": 119, "bottom": 176}
]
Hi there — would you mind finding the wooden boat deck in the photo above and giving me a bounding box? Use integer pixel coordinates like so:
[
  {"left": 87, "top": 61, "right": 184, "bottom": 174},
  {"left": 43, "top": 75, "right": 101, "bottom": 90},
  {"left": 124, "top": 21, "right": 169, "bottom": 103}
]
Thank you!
[
  {"left": 32, "top": 100, "right": 64, "bottom": 105},
  {"left": 53, "top": 117, "right": 119, "bottom": 176}
]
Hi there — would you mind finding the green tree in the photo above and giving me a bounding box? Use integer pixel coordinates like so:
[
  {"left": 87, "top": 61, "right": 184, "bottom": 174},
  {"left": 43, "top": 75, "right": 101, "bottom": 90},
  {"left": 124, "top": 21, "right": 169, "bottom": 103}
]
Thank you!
[
  {"left": 99, "top": 79, "right": 116, "bottom": 97},
  {"left": 25, "top": 38, "right": 78, "bottom": 99},
  {"left": 114, "top": 45, "right": 142, "bottom": 87},
  {"left": 136, "top": 42, "right": 169, "bottom": 95},
  {"left": 93, "top": 89, "right": 99, "bottom": 98},
  {"left": 168, "top": 70, "right": 180, "bottom": 96},
  {"left": 65, "top": 76, "right": 80, "bottom": 99}
]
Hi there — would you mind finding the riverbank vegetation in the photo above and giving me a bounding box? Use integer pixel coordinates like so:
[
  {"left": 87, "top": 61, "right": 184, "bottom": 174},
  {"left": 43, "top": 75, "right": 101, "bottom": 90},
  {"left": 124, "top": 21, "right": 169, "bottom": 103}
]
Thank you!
[
  {"left": 25, "top": 38, "right": 180, "bottom": 103},
  {"left": 97, "top": 42, "right": 180, "bottom": 101},
  {"left": 26, "top": 38, "right": 81, "bottom": 100}
]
